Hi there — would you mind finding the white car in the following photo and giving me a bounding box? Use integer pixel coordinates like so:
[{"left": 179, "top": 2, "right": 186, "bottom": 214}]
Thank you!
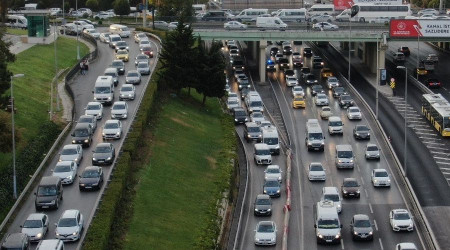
[
  {"left": 227, "top": 98, "right": 240, "bottom": 110},
  {"left": 313, "top": 22, "right": 339, "bottom": 30},
  {"left": 326, "top": 77, "right": 340, "bottom": 89},
  {"left": 139, "top": 40, "right": 151, "bottom": 49},
  {"left": 396, "top": 242, "right": 418, "bottom": 250},
  {"left": 167, "top": 22, "right": 189, "bottom": 30},
  {"left": 418, "top": 8, "right": 439, "bottom": 16},
  {"left": 390, "top": 209, "right": 414, "bottom": 232},
  {"left": 314, "top": 93, "right": 329, "bottom": 106},
  {"left": 365, "top": 143, "right": 380, "bottom": 160},
  {"left": 94, "top": 12, "right": 113, "bottom": 19},
  {"left": 85, "top": 102, "right": 103, "bottom": 120},
  {"left": 83, "top": 28, "right": 100, "bottom": 39},
  {"left": 292, "top": 86, "right": 304, "bottom": 97},
  {"left": 254, "top": 221, "right": 277, "bottom": 246},
  {"left": 264, "top": 165, "right": 282, "bottom": 182},
  {"left": 136, "top": 61, "right": 151, "bottom": 75},
  {"left": 102, "top": 119, "right": 123, "bottom": 140},
  {"left": 21, "top": 213, "right": 49, "bottom": 242},
  {"left": 99, "top": 32, "right": 111, "bottom": 43},
  {"left": 134, "top": 32, "right": 148, "bottom": 43},
  {"left": 286, "top": 76, "right": 298, "bottom": 87},
  {"left": 119, "top": 84, "right": 136, "bottom": 101},
  {"left": 52, "top": 161, "right": 78, "bottom": 185},
  {"left": 228, "top": 92, "right": 239, "bottom": 100},
  {"left": 370, "top": 16, "right": 390, "bottom": 24},
  {"left": 419, "top": 14, "right": 437, "bottom": 19},
  {"left": 320, "top": 106, "right": 332, "bottom": 120},
  {"left": 308, "top": 162, "right": 326, "bottom": 181},
  {"left": 250, "top": 111, "right": 265, "bottom": 124},
  {"left": 224, "top": 21, "right": 247, "bottom": 30},
  {"left": 59, "top": 144, "right": 83, "bottom": 164},
  {"left": 135, "top": 54, "right": 149, "bottom": 66},
  {"left": 292, "top": 52, "right": 301, "bottom": 59},
  {"left": 347, "top": 107, "right": 362, "bottom": 120},
  {"left": 371, "top": 169, "right": 391, "bottom": 187},
  {"left": 125, "top": 70, "right": 141, "bottom": 85},
  {"left": 111, "top": 101, "right": 128, "bottom": 119},
  {"left": 55, "top": 210, "right": 84, "bottom": 242}
]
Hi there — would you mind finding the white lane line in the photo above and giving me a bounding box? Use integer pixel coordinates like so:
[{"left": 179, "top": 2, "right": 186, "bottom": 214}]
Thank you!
[
  {"left": 364, "top": 189, "right": 368, "bottom": 198},
  {"left": 360, "top": 177, "right": 365, "bottom": 185},
  {"left": 441, "top": 169, "right": 450, "bottom": 174},
  {"left": 426, "top": 146, "right": 447, "bottom": 151},
  {"left": 437, "top": 162, "right": 450, "bottom": 165},
  {"left": 379, "top": 238, "right": 384, "bottom": 250},
  {"left": 433, "top": 156, "right": 450, "bottom": 160},
  {"left": 426, "top": 142, "right": 447, "bottom": 145},
  {"left": 432, "top": 151, "right": 450, "bottom": 155},
  {"left": 440, "top": 167, "right": 450, "bottom": 170},
  {"left": 369, "top": 203, "right": 374, "bottom": 214},
  {"left": 374, "top": 219, "right": 378, "bottom": 231},
  {"left": 341, "top": 239, "right": 345, "bottom": 250},
  {"left": 413, "top": 128, "right": 435, "bottom": 132}
]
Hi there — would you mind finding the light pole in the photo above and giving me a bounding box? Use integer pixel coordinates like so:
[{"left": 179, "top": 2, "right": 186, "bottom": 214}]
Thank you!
[
  {"left": 76, "top": 0, "right": 80, "bottom": 60},
  {"left": 397, "top": 66, "right": 408, "bottom": 176},
  {"left": 416, "top": 34, "right": 420, "bottom": 79},
  {"left": 62, "top": 0, "right": 65, "bottom": 35},
  {"left": 11, "top": 73, "right": 25, "bottom": 199},
  {"left": 348, "top": 20, "right": 352, "bottom": 83}
]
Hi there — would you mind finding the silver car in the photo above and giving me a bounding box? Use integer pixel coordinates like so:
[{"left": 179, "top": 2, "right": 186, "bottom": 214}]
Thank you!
[
  {"left": 153, "top": 21, "right": 169, "bottom": 30},
  {"left": 372, "top": 169, "right": 391, "bottom": 187},
  {"left": 135, "top": 54, "right": 149, "bottom": 66},
  {"left": 139, "top": 40, "right": 151, "bottom": 50},
  {"left": 59, "top": 144, "right": 83, "bottom": 164},
  {"left": 327, "top": 77, "right": 340, "bottom": 89},
  {"left": 308, "top": 162, "right": 326, "bottom": 181},
  {"left": 52, "top": 161, "right": 78, "bottom": 185},
  {"left": 99, "top": 32, "right": 111, "bottom": 43},
  {"left": 85, "top": 102, "right": 103, "bottom": 120},
  {"left": 314, "top": 93, "right": 329, "bottom": 106},
  {"left": 102, "top": 119, "right": 123, "bottom": 140},
  {"left": 365, "top": 143, "right": 380, "bottom": 160},
  {"left": 254, "top": 221, "right": 277, "bottom": 246},
  {"left": 347, "top": 107, "right": 362, "bottom": 120},
  {"left": 55, "top": 210, "right": 84, "bottom": 242},
  {"left": 21, "top": 213, "right": 49, "bottom": 242},
  {"left": 77, "top": 115, "right": 97, "bottom": 132},
  {"left": 119, "top": 84, "right": 136, "bottom": 101},
  {"left": 264, "top": 165, "right": 282, "bottom": 182},
  {"left": 125, "top": 70, "right": 141, "bottom": 85},
  {"left": 136, "top": 61, "right": 150, "bottom": 75},
  {"left": 111, "top": 101, "right": 128, "bottom": 119},
  {"left": 224, "top": 21, "right": 247, "bottom": 30}
]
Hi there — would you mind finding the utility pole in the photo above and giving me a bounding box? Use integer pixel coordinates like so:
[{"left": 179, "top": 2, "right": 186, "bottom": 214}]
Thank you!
[{"left": 11, "top": 74, "right": 25, "bottom": 199}]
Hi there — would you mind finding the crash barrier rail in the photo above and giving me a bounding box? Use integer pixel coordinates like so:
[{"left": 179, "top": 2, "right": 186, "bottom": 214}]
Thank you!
[
  {"left": 282, "top": 149, "right": 292, "bottom": 250},
  {"left": 321, "top": 42, "right": 439, "bottom": 250}
]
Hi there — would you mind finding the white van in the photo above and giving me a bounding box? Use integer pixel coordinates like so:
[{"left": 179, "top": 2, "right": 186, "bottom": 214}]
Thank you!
[
  {"left": 6, "top": 15, "right": 27, "bottom": 29},
  {"left": 261, "top": 125, "right": 280, "bottom": 155},
  {"left": 109, "top": 24, "right": 131, "bottom": 38},
  {"left": 93, "top": 76, "right": 114, "bottom": 105},
  {"left": 328, "top": 116, "right": 343, "bottom": 135},
  {"left": 315, "top": 200, "right": 342, "bottom": 244},
  {"left": 335, "top": 144, "right": 354, "bottom": 169},
  {"left": 256, "top": 17, "right": 287, "bottom": 30},
  {"left": 235, "top": 8, "right": 269, "bottom": 22},
  {"left": 308, "top": 4, "right": 335, "bottom": 16},
  {"left": 305, "top": 119, "right": 325, "bottom": 151},
  {"left": 276, "top": 8, "right": 307, "bottom": 22},
  {"left": 245, "top": 92, "right": 264, "bottom": 113}
]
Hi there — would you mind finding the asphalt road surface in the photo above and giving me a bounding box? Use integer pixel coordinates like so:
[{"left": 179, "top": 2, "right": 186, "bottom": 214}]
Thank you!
[{"left": 3, "top": 28, "right": 159, "bottom": 250}]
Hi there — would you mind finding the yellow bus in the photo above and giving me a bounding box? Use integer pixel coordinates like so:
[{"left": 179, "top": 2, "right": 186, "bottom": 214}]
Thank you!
[{"left": 422, "top": 94, "right": 450, "bottom": 137}]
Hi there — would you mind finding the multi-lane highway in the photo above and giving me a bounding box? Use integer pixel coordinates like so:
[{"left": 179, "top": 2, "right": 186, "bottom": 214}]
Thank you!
[
  {"left": 3, "top": 29, "right": 159, "bottom": 249},
  {"left": 231, "top": 40, "right": 426, "bottom": 249}
]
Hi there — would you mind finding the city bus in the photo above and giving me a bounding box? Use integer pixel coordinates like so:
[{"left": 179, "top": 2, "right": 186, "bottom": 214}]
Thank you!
[
  {"left": 349, "top": 4, "right": 411, "bottom": 22},
  {"left": 421, "top": 94, "right": 450, "bottom": 137}
]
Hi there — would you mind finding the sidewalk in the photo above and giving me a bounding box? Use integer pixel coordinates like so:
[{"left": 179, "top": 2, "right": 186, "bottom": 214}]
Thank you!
[
  {"left": 3, "top": 34, "right": 35, "bottom": 55},
  {"left": 330, "top": 42, "right": 393, "bottom": 97}
]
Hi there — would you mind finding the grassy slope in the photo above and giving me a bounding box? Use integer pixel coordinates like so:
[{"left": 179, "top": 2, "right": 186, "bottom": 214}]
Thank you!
[
  {"left": 0, "top": 37, "right": 88, "bottom": 168},
  {"left": 123, "top": 91, "right": 224, "bottom": 249},
  {"left": 6, "top": 28, "right": 27, "bottom": 36}
]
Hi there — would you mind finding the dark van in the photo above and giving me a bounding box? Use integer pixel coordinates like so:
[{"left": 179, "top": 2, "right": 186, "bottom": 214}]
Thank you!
[
  {"left": 201, "top": 11, "right": 228, "bottom": 21},
  {"left": 35, "top": 176, "right": 63, "bottom": 210},
  {"left": 1, "top": 233, "right": 29, "bottom": 250},
  {"left": 71, "top": 123, "right": 93, "bottom": 147}
]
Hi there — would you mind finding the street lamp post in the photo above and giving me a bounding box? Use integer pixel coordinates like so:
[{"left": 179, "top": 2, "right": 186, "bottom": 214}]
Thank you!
[
  {"left": 11, "top": 73, "right": 25, "bottom": 199},
  {"left": 76, "top": 0, "right": 80, "bottom": 60},
  {"left": 397, "top": 66, "right": 408, "bottom": 176},
  {"left": 348, "top": 21, "right": 352, "bottom": 83}
]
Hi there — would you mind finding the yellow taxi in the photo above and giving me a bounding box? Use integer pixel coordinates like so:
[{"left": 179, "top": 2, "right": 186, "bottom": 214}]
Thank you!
[
  {"left": 292, "top": 96, "right": 306, "bottom": 108},
  {"left": 416, "top": 66, "right": 428, "bottom": 76},
  {"left": 321, "top": 68, "right": 334, "bottom": 78},
  {"left": 115, "top": 49, "right": 129, "bottom": 62}
]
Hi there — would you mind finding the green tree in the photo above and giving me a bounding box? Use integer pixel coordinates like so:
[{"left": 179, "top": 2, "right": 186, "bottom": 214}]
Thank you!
[
  {"left": 0, "top": 111, "right": 20, "bottom": 153},
  {"left": 427, "top": 0, "right": 439, "bottom": 8},
  {"left": 114, "top": 0, "right": 131, "bottom": 23},
  {"left": 0, "top": 28, "right": 16, "bottom": 106},
  {"left": 86, "top": 0, "right": 99, "bottom": 12},
  {"left": 99, "top": 0, "right": 113, "bottom": 11}
]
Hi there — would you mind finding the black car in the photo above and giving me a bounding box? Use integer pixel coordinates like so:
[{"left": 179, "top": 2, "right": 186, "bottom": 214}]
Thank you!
[
  {"left": 293, "top": 41, "right": 302, "bottom": 45},
  {"left": 92, "top": 143, "right": 115, "bottom": 165},
  {"left": 353, "top": 125, "right": 370, "bottom": 140},
  {"left": 398, "top": 46, "right": 410, "bottom": 56},
  {"left": 254, "top": 194, "right": 272, "bottom": 216},
  {"left": 312, "top": 56, "right": 324, "bottom": 69},
  {"left": 111, "top": 60, "right": 125, "bottom": 75},
  {"left": 244, "top": 122, "right": 262, "bottom": 142},
  {"left": 339, "top": 95, "right": 354, "bottom": 108},
  {"left": 303, "top": 47, "right": 312, "bottom": 57},
  {"left": 350, "top": 214, "right": 374, "bottom": 241},
  {"left": 284, "top": 69, "right": 295, "bottom": 77},
  {"left": 79, "top": 166, "right": 104, "bottom": 191},
  {"left": 77, "top": 115, "right": 97, "bottom": 132},
  {"left": 283, "top": 45, "right": 293, "bottom": 55},
  {"left": 333, "top": 87, "right": 348, "bottom": 98},
  {"left": 233, "top": 108, "right": 248, "bottom": 124},
  {"left": 341, "top": 178, "right": 361, "bottom": 198},
  {"left": 311, "top": 85, "right": 325, "bottom": 96},
  {"left": 300, "top": 67, "right": 311, "bottom": 77},
  {"left": 71, "top": 123, "right": 93, "bottom": 147},
  {"left": 424, "top": 78, "right": 441, "bottom": 88},
  {"left": 201, "top": 11, "right": 228, "bottom": 21},
  {"left": 114, "top": 41, "right": 129, "bottom": 52},
  {"left": 278, "top": 58, "right": 289, "bottom": 69},
  {"left": 304, "top": 73, "right": 318, "bottom": 85},
  {"left": 270, "top": 47, "right": 279, "bottom": 56}
]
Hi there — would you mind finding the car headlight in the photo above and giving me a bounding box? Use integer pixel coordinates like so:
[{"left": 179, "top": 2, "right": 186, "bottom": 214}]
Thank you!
[
  {"left": 36, "top": 233, "right": 42, "bottom": 238},
  {"left": 353, "top": 231, "right": 358, "bottom": 235},
  {"left": 387, "top": 179, "right": 391, "bottom": 182},
  {"left": 276, "top": 190, "right": 280, "bottom": 193},
  {"left": 335, "top": 233, "right": 340, "bottom": 238},
  {"left": 255, "top": 208, "right": 258, "bottom": 211},
  {"left": 72, "top": 139, "right": 76, "bottom": 143},
  {"left": 73, "top": 231, "right": 78, "bottom": 236},
  {"left": 343, "top": 190, "right": 348, "bottom": 193},
  {"left": 356, "top": 190, "right": 360, "bottom": 193},
  {"left": 93, "top": 157, "right": 97, "bottom": 161},
  {"left": 308, "top": 142, "right": 312, "bottom": 145},
  {"left": 92, "top": 183, "right": 98, "bottom": 186},
  {"left": 369, "top": 231, "right": 373, "bottom": 235},
  {"left": 374, "top": 179, "right": 378, "bottom": 183},
  {"left": 350, "top": 160, "right": 353, "bottom": 163},
  {"left": 258, "top": 135, "right": 262, "bottom": 138},
  {"left": 234, "top": 119, "right": 238, "bottom": 121},
  {"left": 317, "top": 234, "right": 323, "bottom": 238},
  {"left": 409, "top": 223, "right": 413, "bottom": 227},
  {"left": 116, "top": 132, "right": 121, "bottom": 135},
  {"left": 102, "top": 132, "right": 105, "bottom": 136},
  {"left": 107, "top": 97, "right": 112, "bottom": 100},
  {"left": 67, "top": 175, "right": 72, "bottom": 180},
  {"left": 98, "top": 112, "right": 102, "bottom": 116},
  {"left": 263, "top": 190, "right": 267, "bottom": 193},
  {"left": 84, "top": 139, "right": 89, "bottom": 143},
  {"left": 267, "top": 209, "right": 271, "bottom": 211},
  {"left": 247, "top": 134, "right": 251, "bottom": 138},
  {"left": 50, "top": 200, "right": 56, "bottom": 204},
  {"left": 56, "top": 233, "right": 60, "bottom": 236},
  {"left": 271, "top": 237, "right": 275, "bottom": 241},
  {"left": 80, "top": 183, "right": 85, "bottom": 186},
  {"left": 107, "top": 157, "right": 112, "bottom": 160},
  {"left": 255, "top": 238, "right": 260, "bottom": 241},
  {"left": 337, "top": 204, "right": 341, "bottom": 208}
]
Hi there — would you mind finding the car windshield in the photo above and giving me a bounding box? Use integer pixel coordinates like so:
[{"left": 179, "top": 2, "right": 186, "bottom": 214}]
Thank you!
[
  {"left": 323, "top": 194, "right": 339, "bottom": 202},
  {"left": 318, "top": 95, "right": 326, "bottom": 100},
  {"left": 105, "top": 123, "right": 119, "bottom": 129},
  {"left": 256, "top": 149, "right": 270, "bottom": 155},
  {"left": 312, "top": 86, "right": 323, "bottom": 90},
  {"left": 367, "top": 146, "right": 378, "bottom": 151},
  {"left": 344, "top": 180, "right": 358, "bottom": 187},
  {"left": 310, "top": 165, "right": 323, "bottom": 171},
  {"left": 96, "top": 146, "right": 111, "bottom": 153},
  {"left": 113, "top": 104, "right": 126, "bottom": 110},
  {"left": 121, "top": 86, "right": 133, "bottom": 91},
  {"left": 257, "top": 224, "right": 275, "bottom": 232},
  {"left": 375, "top": 171, "right": 388, "bottom": 177},
  {"left": 309, "top": 133, "right": 323, "bottom": 140},
  {"left": 335, "top": 87, "right": 345, "bottom": 92},
  {"left": 228, "top": 100, "right": 238, "bottom": 105},
  {"left": 111, "top": 37, "right": 121, "bottom": 42},
  {"left": 74, "top": 129, "right": 89, "bottom": 137},
  {"left": 322, "top": 107, "right": 331, "bottom": 111},
  {"left": 338, "top": 151, "right": 353, "bottom": 158},
  {"left": 349, "top": 108, "right": 359, "bottom": 113},
  {"left": 294, "top": 87, "right": 303, "bottom": 91},
  {"left": 140, "top": 41, "right": 150, "bottom": 45},
  {"left": 248, "top": 126, "right": 260, "bottom": 133},
  {"left": 341, "top": 95, "right": 351, "bottom": 101},
  {"left": 356, "top": 126, "right": 369, "bottom": 132},
  {"left": 318, "top": 219, "right": 339, "bottom": 228},
  {"left": 87, "top": 104, "right": 100, "bottom": 110},
  {"left": 54, "top": 164, "right": 72, "bottom": 173},
  {"left": 264, "top": 137, "right": 278, "bottom": 145},
  {"left": 95, "top": 87, "right": 111, "bottom": 94},
  {"left": 137, "top": 55, "right": 147, "bottom": 60},
  {"left": 267, "top": 168, "right": 280, "bottom": 173},
  {"left": 287, "top": 77, "right": 296, "bottom": 81},
  {"left": 112, "top": 61, "right": 123, "bottom": 67},
  {"left": 235, "top": 110, "right": 246, "bottom": 116},
  {"left": 306, "top": 75, "right": 315, "bottom": 80},
  {"left": 328, "top": 78, "right": 338, "bottom": 83},
  {"left": 61, "top": 148, "right": 77, "bottom": 155},
  {"left": 265, "top": 180, "right": 279, "bottom": 187},
  {"left": 250, "top": 101, "right": 262, "bottom": 107},
  {"left": 394, "top": 213, "right": 410, "bottom": 220},
  {"left": 23, "top": 220, "right": 42, "bottom": 228},
  {"left": 329, "top": 121, "right": 342, "bottom": 126},
  {"left": 252, "top": 113, "right": 263, "bottom": 118},
  {"left": 142, "top": 47, "right": 151, "bottom": 51},
  {"left": 37, "top": 186, "right": 57, "bottom": 196},
  {"left": 302, "top": 68, "right": 310, "bottom": 74},
  {"left": 82, "top": 170, "right": 99, "bottom": 178},
  {"left": 117, "top": 42, "right": 126, "bottom": 46},
  {"left": 105, "top": 72, "right": 116, "bottom": 77},
  {"left": 117, "top": 50, "right": 127, "bottom": 54},
  {"left": 294, "top": 97, "right": 304, "bottom": 102},
  {"left": 354, "top": 219, "right": 371, "bottom": 227},
  {"left": 138, "top": 63, "right": 148, "bottom": 68},
  {"left": 58, "top": 218, "right": 77, "bottom": 227},
  {"left": 256, "top": 198, "right": 271, "bottom": 205}
]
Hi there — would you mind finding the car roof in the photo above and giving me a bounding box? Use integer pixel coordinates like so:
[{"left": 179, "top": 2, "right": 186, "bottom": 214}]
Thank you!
[
  {"left": 61, "top": 209, "right": 79, "bottom": 219},
  {"left": 255, "top": 143, "right": 269, "bottom": 149},
  {"left": 267, "top": 165, "right": 280, "bottom": 169},
  {"left": 353, "top": 214, "right": 370, "bottom": 221},
  {"left": 75, "top": 123, "right": 90, "bottom": 129},
  {"left": 26, "top": 213, "right": 46, "bottom": 221},
  {"left": 79, "top": 115, "right": 94, "bottom": 119},
  {"left": 367, "top": 143, "right": 378, "bottom": 147},
  {"left": 323, "top": 186, "right": 339, "bottom": 194},
  {"left": 3, "top": 233, "right": 28, "bottom": 247},
  {"left": 87, "top": 101, "right": 102, "bottom": 105},
  {"left": 328, "top": 116, "right": 341, "bottom": 121},
  {"left": 256, "top": 194, "right": 270, "bottom": 199},
  {"left": 343, "top": 177, "right": 357, "bottom": 182},
  {"left": 113, "top": 101, "right": 127, "bottom": 106},
  {"left": 392, "top": 208, "right": 409, "bottom": 213},
  {"left": 336, "top": 144, "right": 352, "bottom": 150},
  {"left": 96, "top": 142, "right": 111, "bottom": 148},
  {"left": 63, "top": 144, "right": 79, "bottom": 149},
  {"left": 245, "top": 122, "right": 259, "bottom": 128},
  {"left": 40, "top": 176, "right": 61, "bottom": 186},
  {"left": 234, "top": 107, "right": 245, "bottom": 112},
  {"left": 373, "top": 168, "right": 387, "bottom": 173},
  {"left": 105, "top": 119, "right": 120, "bottom": 124}
]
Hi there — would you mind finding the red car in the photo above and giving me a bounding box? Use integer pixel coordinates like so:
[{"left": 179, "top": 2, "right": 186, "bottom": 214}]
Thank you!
[
  {"left": 141, "top": 46, "right": 154, "bottom": 58},
  {"left": 425, "top": 78, "right": 441, "bottom": 88}
]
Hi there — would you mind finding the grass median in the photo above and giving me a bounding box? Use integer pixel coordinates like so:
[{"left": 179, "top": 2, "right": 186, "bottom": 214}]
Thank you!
[{"left": 122, "top": 90, "right": 234, "bottom": 249}]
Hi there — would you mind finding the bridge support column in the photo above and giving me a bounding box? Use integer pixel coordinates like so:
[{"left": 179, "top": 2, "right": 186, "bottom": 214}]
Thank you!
[
  {"left": 341, "top": 42, "right": 349, "bottom": 50},
  {"left": 364, "top": 42, "right": 387, "bottom": 74},
  {"left": 259, "top": 40, "right": 267, "bottom": 83}
]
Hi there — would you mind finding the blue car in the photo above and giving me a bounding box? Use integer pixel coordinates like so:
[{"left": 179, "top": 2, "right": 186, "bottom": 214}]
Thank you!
[{"left": 263, "top": 179, "right": 281, "bottom": 197}]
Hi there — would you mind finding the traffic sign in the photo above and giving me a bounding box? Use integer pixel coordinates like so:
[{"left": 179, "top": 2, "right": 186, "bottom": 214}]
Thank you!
[{"left": 390, "top": 78, "right": 395, "bottom": 82}]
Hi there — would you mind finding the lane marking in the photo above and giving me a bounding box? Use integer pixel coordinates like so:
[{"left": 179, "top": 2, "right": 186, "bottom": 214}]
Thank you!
[
  {"left": 374, "top": 219, "right": 378, "bottom": 231},
  {"left": 433, "top": 156, "right": 450, "bottom": 160},
  {"left": 415, "top": 132, "right": 438, "bottom": 136},
  {"left": 379, "top": 238, "right": 384, "bottom": 250},
  {"left": 364, "top": 189, "right": 368, "bottom": 198},
  {"left": 439, "top": 167, "right": 450, "bottom": 170},
  {"left": 360, "top": 177, "right": 365, "bottom": 185},
  {"left": 437, "top": 162, "right": 450, "bottom": 165},
  {"left": 432, "top": 151, "right": 450, "bottom": 155},
  {"left": 341, "top": 239, "right": 345, "bottom": 250},
  {"left": 369, "top": 203, "right": 373, "bottom": 214}
]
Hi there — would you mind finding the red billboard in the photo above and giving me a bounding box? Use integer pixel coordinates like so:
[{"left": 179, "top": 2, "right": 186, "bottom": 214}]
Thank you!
[
  {"left": 390, "top": 19, "right": 450, "bottom": 38},
  {"left": 334, "top": 0, "right": 354, "bottom": 11}
]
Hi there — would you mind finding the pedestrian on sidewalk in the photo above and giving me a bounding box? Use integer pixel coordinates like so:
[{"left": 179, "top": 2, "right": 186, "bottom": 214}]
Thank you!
[
  {"left": 84, "top": 59, "right": 89, "bottom": 74},
  {"left": 80, "top": 61, "right": 85, "bottom": 75}
]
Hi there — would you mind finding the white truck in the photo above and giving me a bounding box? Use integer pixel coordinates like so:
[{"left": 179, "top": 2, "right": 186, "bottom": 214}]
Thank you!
[
  {"left": 261, "top": 125, "right": 280, "bottom": 155},
  {"left": 256, "top": 17, "right": 287, "bottom": 30}
]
